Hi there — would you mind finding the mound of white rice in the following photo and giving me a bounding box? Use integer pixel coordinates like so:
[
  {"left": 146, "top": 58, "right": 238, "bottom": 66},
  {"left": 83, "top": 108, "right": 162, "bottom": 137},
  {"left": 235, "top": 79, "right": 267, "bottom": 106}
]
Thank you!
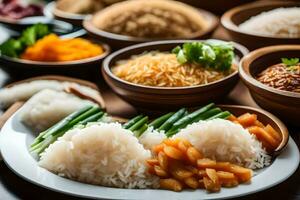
[
  {"left": 19, "top": 89, "right": 94, "bottom": 132},
  {"left": 139, "top": 127, "right": 166, "bottom": 150},
  {"left": 39, "top": 123, "right": 159, "bottom": 189},
  {"left": 239, "top": 7, "right": 300, "bottom": 38},
  {"left": 174, "top": 119, "right": 271, "bottom": 169}
]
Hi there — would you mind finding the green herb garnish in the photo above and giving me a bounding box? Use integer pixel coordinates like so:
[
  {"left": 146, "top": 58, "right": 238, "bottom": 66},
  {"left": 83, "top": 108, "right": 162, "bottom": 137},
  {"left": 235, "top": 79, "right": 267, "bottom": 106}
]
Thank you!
[
  {"left": 281, "top": 58, "right": 299, "bottom": 71},
  {"left": 172, "top": 40, "right": 235, "bottom": 71},
  {"left": 0, "top": 23, "right": 50, "bottom": 58},
  {"left": 281, "top": 58, "right": 299, "bottom": 67}
]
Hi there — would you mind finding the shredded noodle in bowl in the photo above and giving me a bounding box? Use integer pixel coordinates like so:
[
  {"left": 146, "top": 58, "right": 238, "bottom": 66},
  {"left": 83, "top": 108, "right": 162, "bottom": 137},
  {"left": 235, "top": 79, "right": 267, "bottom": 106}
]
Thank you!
[{"left": 112, "top": 52, "right": 236, "bottom": 87}]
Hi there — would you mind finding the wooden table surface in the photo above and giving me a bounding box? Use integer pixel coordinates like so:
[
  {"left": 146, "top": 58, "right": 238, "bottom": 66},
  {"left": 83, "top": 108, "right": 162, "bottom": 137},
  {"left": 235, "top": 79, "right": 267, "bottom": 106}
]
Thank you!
[{"left": 0, "top": 26, "right": 299, "bottom": 200}]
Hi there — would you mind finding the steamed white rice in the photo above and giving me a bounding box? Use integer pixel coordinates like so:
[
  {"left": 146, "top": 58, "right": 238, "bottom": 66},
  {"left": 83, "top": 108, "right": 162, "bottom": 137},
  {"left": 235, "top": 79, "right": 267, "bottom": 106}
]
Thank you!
[
  {"left": 239, "top": 7, "right": 300, "bottom": 38},
  {"left": 19, "top": 89, "right": 94, "bottom": 131},
  {"left": 174, "top": 119, "right": 271, "bottom": 169},
  {"left": 139, "top": 126, "right": 166, "bottom": 150},
  {"left": 39, "top": 123, "right": 159, "bottom": 189}
]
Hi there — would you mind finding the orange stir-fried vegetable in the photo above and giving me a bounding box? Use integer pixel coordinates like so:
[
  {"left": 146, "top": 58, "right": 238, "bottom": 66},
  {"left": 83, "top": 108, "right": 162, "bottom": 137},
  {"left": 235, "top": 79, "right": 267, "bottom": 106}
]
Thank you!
[
  {"left": 228, "top": 113, "right": 282, "bottom": 152},
  {"left": 147, "top": 138, "right": 253, "bottom": 192},
  {"left": 21, "top": 34, "right": 104, "bottom": 62}
]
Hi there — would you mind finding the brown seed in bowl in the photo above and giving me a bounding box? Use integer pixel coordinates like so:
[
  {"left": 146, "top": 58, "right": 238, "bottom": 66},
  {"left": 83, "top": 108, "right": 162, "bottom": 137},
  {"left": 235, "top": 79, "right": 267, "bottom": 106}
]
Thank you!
[{"left": 91, "top": 0, "right": 209, "bottom": 38}]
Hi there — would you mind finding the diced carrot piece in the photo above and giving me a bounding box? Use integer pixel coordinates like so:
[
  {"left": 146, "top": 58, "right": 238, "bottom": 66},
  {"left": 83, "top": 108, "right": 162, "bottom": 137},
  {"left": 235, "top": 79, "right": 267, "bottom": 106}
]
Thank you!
[
  {"left": 215, "top": 162, "right": 231, "bottom": 171},
  {"left": 248, "top": 126, "right": 279, "bottom": 149},
  {"left": 197, "top": 158, "right": 217, "bottom": 169},
  {"left": 164, "top": 146, "right": 185, "bottom": 160},
  {"left": 237, "top": 113, "right": 257, "bottom": 127},
  {"left": 228, "top": 164, "right": 252, "bottom": 183},
  {"left": 163, "top": 138, "right": 181, "bottom": 147},
  {"left": 264, "top": 124, "right": 282, "bottom": 142},
  {"left": 203, "top": 177, "right": 221, "bottom": 192},
  {"left": 147, "top": 159, "right": 159, "bottom": 166},
  {"left": 254, "top": 120, "right": 265, "bottom": 128},
  {"left": 187, "top": 147, "right": 203, "bottom": 164},
  {"left": 221, "top": 178, "right": 239, "bottom": 187},
  {"left": 153, "top": 143, "right": 165, "bottom": 154},
  {"left": 206, "top": 168, "right": 219, "bottom": 185},
  {"left": 227, "top": 115, "right": 238, "bottom": 122},
  {"left": 216, "top": 171, "right": 235, "bottom": 181},
  {"left": 160, "top": 178, "right": 183, "bottom": 192}
]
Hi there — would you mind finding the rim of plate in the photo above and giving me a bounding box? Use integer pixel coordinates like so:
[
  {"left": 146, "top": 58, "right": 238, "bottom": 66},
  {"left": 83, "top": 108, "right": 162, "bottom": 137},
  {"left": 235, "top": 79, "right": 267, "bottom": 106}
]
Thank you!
[{"left": 0, "top": 109, "right": 299, "bottom": 200}]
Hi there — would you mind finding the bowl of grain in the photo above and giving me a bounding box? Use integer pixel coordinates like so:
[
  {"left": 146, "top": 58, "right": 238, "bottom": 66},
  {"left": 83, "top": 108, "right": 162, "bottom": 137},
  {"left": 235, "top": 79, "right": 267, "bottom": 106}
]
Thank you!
[
  {"left": 239, "top": 45, "right": 300, "bottom": 126},
  {"left": 83, "top": 0, "right": 219, "bottom": 49},
  {"left": 221, "top": 1, "right": 300, "bottom": 50},
  {"left": 102, "top": 40, "right": 248, "bottom": 110}
]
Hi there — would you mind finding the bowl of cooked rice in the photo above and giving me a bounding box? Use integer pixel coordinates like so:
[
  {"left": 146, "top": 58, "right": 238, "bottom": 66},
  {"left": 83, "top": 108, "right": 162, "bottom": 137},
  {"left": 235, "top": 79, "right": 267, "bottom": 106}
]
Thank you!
[
  {"left": 221, "top": 1, "right": 300, "bottom": 50},
  {"left": 102, "top": 40, "right": 248, "bottom": 110},
  {"left": 239, "top": 45, "right": 300, "bottom": 126},
  {"left": 83, "top": 0, "right": 219, "bottom": 49}
]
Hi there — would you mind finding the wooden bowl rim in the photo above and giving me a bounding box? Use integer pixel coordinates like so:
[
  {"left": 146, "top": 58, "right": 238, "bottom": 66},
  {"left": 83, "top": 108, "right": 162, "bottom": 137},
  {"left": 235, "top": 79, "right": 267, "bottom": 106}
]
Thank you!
[
  {"left": 239, "top": 45, "right": 300, "bottom": 98},
  {"left": 83, "top": 8, "right": 219, "bottom": 42},
  {"left": 4, "top": 75, "right": 105, "bottom": 108},
  {"left": 102, "top": 39, "right": 248, "bottom": 90},
  {"left": 218, "top": 104, "right": 289, "bottom": 155},
  {"left": 48, "top": 1, "right": 89, "bottom": 20},
  {"left": 0, "top": 41, "right": 110, "bottom": 67},
  {"left": 221, "top": 1, "right": 300, "bottom": 39}
]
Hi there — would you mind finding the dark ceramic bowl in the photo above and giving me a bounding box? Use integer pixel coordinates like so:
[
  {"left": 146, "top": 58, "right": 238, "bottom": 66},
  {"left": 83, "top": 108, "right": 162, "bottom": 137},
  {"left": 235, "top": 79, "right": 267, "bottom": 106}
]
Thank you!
[
  {"left": 102, "top": 40, "right": 248, "bottom": 110},
  {"left": 83, "top": 9, "right": 219, "bottom": 50},
  {"left": 239, "top": 45, "right": 300, "bottom": 126},
  {"left": 0, "top": 41, "right": 110, "bottom": 80},
  {"left": 44, "top": 1, "right": 87, "bottom": 27},
  {"left": 221, "top": 1, "right": 300, "bottom": 50},
  {"left": 179, "top": 0, "right": 253, "bottom": 15}
]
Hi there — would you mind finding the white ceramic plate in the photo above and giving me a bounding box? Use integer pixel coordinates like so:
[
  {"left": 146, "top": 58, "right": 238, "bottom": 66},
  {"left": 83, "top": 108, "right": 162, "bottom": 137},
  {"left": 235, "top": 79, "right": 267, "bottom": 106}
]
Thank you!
[{"left": 0, "top": 109, "right": 299, "bottom": 200}]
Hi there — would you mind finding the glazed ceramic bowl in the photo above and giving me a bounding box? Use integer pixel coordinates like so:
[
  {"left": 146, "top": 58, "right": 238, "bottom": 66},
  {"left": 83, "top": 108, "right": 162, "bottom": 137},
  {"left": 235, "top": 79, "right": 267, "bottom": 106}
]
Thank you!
[
  {"left": 102, "top": 40, "right": 248, "bottom": 110},
  {"left": 221, "top": 1, "right": 300, "bottom": 50},
  {"left": 239, "top": 45, "right": 300, "bottom": 126},
  {"left": 83, "top": 9, "right": 218, "bottom": 49},
  {"left": 0, "top": 41, "right": 110, "bottom": 80}
]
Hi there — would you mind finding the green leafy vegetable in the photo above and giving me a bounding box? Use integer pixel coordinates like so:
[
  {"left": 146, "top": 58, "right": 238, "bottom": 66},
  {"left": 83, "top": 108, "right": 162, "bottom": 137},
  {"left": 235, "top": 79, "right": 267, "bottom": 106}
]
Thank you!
[
  {"left": 172, "top": 40, "right": 235, "bottom": 71},
  {"left": 281, "top": 58, "right": 299, "bottom": 67},
  {"left": 0, "top": 23, "right": 50, "bottom": 58}
]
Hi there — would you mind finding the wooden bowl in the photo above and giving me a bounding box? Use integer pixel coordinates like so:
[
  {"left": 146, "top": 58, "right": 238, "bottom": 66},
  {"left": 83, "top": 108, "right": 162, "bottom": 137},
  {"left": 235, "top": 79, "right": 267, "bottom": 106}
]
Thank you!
[
  {"left": 0, "top": 41, "right": 110, "bottom": 80},
  {"left": 44, "top": 1, "right": 86, "bottom": 26},
  {"left": 83, "top": 9, "right": 218, "bottom": 50},
  {"left": 102, "top": 40, "right": 248, "bottom": 110},
  {"left": 220, "top": 105, "right": 289, "bottom": 155},
  {"left": 221, "top": 1, "right": 300, "bottom": 50},
  {"left": 239, "top": 45, "right": 300, "bottom": 126}
]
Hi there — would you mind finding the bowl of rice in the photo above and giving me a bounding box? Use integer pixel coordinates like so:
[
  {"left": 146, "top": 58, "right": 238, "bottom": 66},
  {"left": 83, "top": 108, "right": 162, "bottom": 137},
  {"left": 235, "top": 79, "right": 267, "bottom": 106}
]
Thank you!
[
  {"left": 221, "top": 1, "right": 300, "bottom": 50},
  {"left": 239, "top": 45, "right": 300, "bottom": 126},
  {"left": 83, "top": 0, "right": 219, "bottom": 49},
  {"left": 102, "top": 40, "right": 248, "bottom": 110}
]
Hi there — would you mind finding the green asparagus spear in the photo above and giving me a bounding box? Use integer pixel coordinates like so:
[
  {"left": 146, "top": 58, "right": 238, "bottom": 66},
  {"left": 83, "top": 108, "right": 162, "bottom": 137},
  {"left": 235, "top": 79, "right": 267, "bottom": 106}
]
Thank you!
[
  {"left": 123, "top": 115, "right": 144, "bottom": 129},
  {"left": 31, "top": 105, "right": 93, "bottom": 147},
  {"left": 208, "top": 111, "right": 231, "bottom": 120},
  {"left": 128, "top": 116, "right": 148, "bottom": 132},
  {"left": 166, "top": 103, "right": 215, "bottom": 136},
  {"left": 192, "top": 108, "right": 222, "bottom": 123},
  {"left": 158, "top": 108, "right": 186, "bottom": 132},
  {"left": 134, "top": 124, "right": 148, "bottom": 137},
  {"left": 149, "top": 112, "right": 174, "bottom": 129}
]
